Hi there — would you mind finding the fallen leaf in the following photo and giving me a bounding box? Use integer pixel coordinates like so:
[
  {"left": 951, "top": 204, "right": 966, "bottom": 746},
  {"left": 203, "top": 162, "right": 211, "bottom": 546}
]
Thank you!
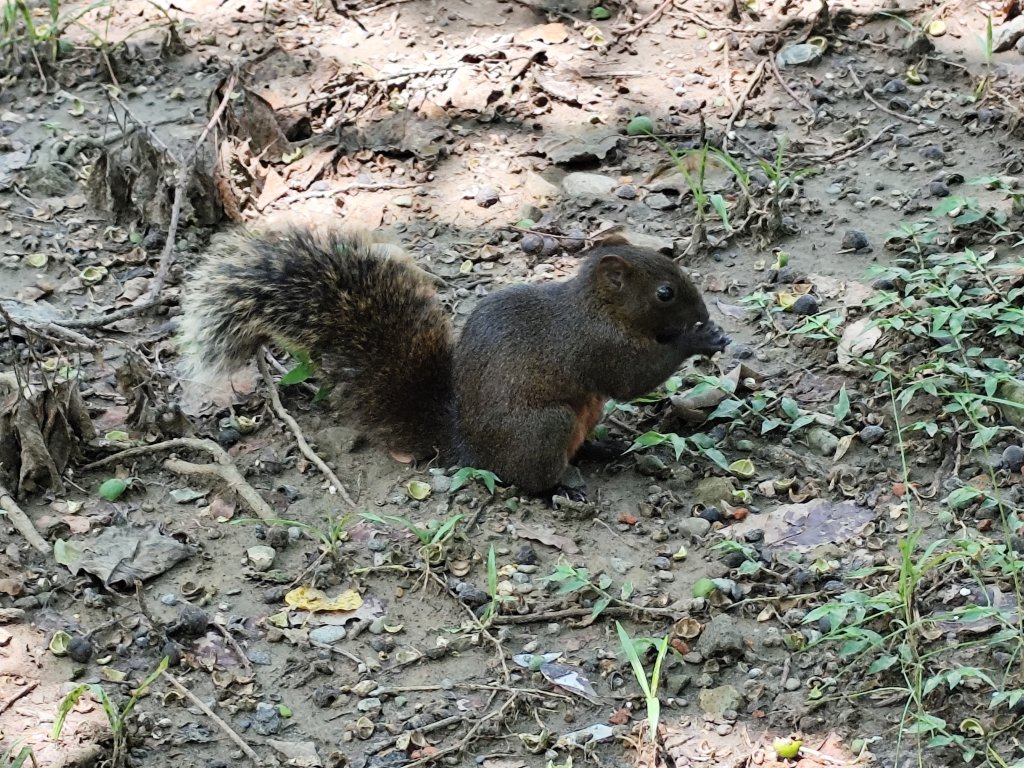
[
  {"left": 285, "top": 585, "right": 363, "bottom": 612},
  {"left": 514, "top": 524, "right": 579, "bottom": 554},
  {"left": 514, "top": 22, "right": 569, "bottom": 44},
  {"left": 837, "top": 318, "right": 881, "bottom": 367}
]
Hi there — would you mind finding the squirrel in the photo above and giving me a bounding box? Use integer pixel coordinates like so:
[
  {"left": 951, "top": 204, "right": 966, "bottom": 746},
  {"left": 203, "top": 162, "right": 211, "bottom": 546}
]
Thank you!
[{"left": 178, "top": 224, "right": 729, "bottom": 495}]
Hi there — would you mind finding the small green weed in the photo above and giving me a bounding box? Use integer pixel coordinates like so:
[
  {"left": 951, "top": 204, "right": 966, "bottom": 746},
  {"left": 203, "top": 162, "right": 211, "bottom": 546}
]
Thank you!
[
  {"left": 2, "top": 743, "right": 36, "bottom": 768},
  {"left": 616, "top": 622, "right": 670, "bottom": 743},
  {"left": 540, "top": 563, "right": 633, "bottom": 622},
  {"left": 450, "top": 466, "right": 499, "bottom": 494},
  {"left": 53, "top": 656, "right": 169, "bottom": 768},
  {"left": 480, "top": 544, "right": 515, "bottom": 626},
  {"left": 361, "top": 511, "right": 463, "bottom": 566},
  {"left": 976, "top": 15, "right": 994, "bottom": 99},
  {"left": 234, "top": 512, "right": 356, "bottom": 558},
  {"left": 626, "top": 429, "right": 730, "bottom": 470}
]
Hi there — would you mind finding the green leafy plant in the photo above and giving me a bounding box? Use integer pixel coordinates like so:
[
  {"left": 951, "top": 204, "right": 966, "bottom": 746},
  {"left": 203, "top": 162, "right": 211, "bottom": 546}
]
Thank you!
[
  {"left": 626, "top": 429, "right": 730, "bottom": 470},
  {"left": 53, "top": 656, "right": 169, "bottom": 767},
  {"left": 450, "top": 466, "right": 499, "bottom": 494},
  {"left": 2, "top": 742, "right": 36, "bottom": 768},
  {"left": 480, "top": 544, "right": 515, "bottom": 626},
  {"left": 976, "top": 15, "right": 994, "bottom": 99},
  {"left": 540, "top": 563, "right": 633, "bottom": 621},
  {"left": 233, "top": 512, "right": 356, "bottom": 560},
  {"left": 616, "top": 622, "right": 670, "bottom": 743},
  {"left": 361, "top": 511, "right": 463, "bottom": 566}
]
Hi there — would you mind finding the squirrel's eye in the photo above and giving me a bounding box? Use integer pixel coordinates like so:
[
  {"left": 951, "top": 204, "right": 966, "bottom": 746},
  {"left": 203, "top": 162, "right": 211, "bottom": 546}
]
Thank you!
[{"left": 656, "top": 284, "right": 675, "bottom": 302}]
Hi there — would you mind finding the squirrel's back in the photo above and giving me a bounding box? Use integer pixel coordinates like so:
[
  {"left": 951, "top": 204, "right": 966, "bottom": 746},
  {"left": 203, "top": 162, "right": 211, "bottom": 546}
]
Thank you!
[{"left": 179, "top": 225, "right": 455, "bottom": 456}]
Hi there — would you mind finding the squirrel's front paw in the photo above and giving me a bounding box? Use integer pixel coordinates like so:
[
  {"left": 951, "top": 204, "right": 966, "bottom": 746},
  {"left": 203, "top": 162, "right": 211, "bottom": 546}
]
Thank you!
[
  {"left": 549, "top": 484, "right": 589, "bottom": 505},
  {"left": 688, "top": 321, "right": 730, "bottom": 357}
]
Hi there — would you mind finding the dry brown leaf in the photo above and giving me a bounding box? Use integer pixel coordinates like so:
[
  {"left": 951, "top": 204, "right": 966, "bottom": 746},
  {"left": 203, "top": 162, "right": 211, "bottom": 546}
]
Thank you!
[{"left": 514, "top": 524, "right": 579, "bottom": 554}]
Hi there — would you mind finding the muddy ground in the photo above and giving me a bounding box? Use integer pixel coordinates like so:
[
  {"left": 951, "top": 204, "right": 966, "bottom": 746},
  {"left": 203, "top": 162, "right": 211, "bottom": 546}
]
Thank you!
[{"left": 1, "top": 0, "right": 1024, "bottom": 767}]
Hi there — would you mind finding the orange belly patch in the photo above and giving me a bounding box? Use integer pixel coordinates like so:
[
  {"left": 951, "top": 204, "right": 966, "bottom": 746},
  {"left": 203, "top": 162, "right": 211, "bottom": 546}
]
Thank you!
[{"left": 566, "top": 396, "right": 608, "bottom": 459}]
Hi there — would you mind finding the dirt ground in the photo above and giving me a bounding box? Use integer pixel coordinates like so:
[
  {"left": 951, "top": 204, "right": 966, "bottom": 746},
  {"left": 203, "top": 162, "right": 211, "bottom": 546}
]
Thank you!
[{"left": 2, "top": 0, "right": 1024, "bottom": 767}]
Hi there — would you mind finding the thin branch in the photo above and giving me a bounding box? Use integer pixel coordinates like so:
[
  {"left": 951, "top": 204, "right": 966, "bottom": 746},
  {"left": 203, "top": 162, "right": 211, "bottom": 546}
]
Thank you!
[
  {"left": 162, "top": 672, "right": 264, "bottom": 765},
  {"left": 0, "top": 483, "right": 49, "bottom": 555},
  {"left": 81, "top": 436, "right": 275, "bottom": 520},
  {"left": 256, "top": 356, "right": 357, "bottom": 508}
]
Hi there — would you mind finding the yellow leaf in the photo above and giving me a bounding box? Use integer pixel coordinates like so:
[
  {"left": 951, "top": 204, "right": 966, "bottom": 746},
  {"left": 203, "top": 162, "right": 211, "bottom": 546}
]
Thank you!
[{"left": 285, "top": 586, "right": 363, "bottom": 612}]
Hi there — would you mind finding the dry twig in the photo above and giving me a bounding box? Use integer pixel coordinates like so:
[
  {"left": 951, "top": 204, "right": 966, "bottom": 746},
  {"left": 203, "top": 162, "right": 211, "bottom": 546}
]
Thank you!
[
  {"left": 0, "top": 483, "right": 50, "bottom": 555},
  {"left": 162, "top": 672, "right": 264, "bottom": 765},
  {"left": 256, "top": 356, "right": 357, "bottom": 507},
  {"left": 615, "top": 0, "right": 674, "bottom": 39},
  {"left": 82, "top": 437, "right": 275, "bottom": 520},
  {"left": 724, "top": 58, "right": 767, "bottom": 145},
  {"left": 847, "top": 67, "right": 930, "bottom": 127}
]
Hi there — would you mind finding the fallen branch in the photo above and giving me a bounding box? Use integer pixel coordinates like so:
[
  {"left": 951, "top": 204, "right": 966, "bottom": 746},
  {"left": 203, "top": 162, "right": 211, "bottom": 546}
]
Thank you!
[
  {"left": 615, "top": 0, "right": 674, "bottom": 40},
  {"left": 256, "top": 356, "right": 357, "bottom": 508},
  {"left": 0, "top": 483, "right": 50, "bottom": 555},
  {"left": 81, "top": 436, "right": 275, "bottom": 520},
  {"left": 768, "top": 51, "right": 815, "bottom": 115},
  {"left": 724, "top": 58, "right": 767, "bottom": 146},
  {"left": 491, "top": 603, "right": 681, "bottom": 626},
  {"left": 848, "top": 67, "right": 930, "bottom": 127},
  {"left": 162, "top": 672, "right": 264, "bottom": 765},
  {"left": 164, "top": 456, "right": 274, "bottom": 520}
]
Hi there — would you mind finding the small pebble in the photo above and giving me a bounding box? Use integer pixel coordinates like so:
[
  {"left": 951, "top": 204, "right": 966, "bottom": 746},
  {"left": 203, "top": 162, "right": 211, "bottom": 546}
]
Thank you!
[
  {"left": 247, "top": 545, "right": 276, "bottom": 572},
  {"left": 1002, "top": 445, "right": 1024, "bottom": 472},
  {"left": 652, "top": 556, "right": 671, "bottom": 571},
  {"left": 928, "top": 180, "right": 950, "bottom": 198},
  {"left": 919, "top": 144, "right": 945, "bottom": 161},
  {"left": 872, "top": 276, "right": 897, "bottom": 290},
  {"left": 474, "top": 187, "right": 499, "bottom": 207},
  {"left": 645, "top": 193, "right": 677, "bottom": 210},
  {"left": 614, "top": 184, "right": 637, "bottom": 199},
  {"left": 882, "top": 78, "right": 907, "bottom": 93},
  {"left": 68, "top": 636, "right": 93, "bottom": 664},
  {"left": 784, "top": 677, "right": 802, "bottom": 691},
  {"left": 520, "top": 233, "right": 543, "bottom": 254},
  {"left": 859, "top": 425, "right": 886, "bottom": 445},
  {"left": 309, "top": 625, "right": 348, "bottom": 645},
  {"left": 841, "top": 229, "right": 869, "bottom": 250},
  {"left": 514, "top": 545, "right": 538, "bottom": 565},
  {"left": 791, "top": 294, "right": 819, "bottom": 315}
]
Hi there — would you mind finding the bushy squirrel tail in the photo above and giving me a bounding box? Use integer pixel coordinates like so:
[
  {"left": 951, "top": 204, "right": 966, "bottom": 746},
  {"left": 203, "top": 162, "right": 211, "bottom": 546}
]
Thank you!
[{"left": 179, "top": 225, "right": 455, "bottom": 456}]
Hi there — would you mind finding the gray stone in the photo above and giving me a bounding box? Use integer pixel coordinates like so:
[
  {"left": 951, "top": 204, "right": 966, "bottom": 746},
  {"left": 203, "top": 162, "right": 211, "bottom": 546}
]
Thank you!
[
  {"left": 644, "top": 192, "right": 677, "bottom": 210},
  {"left": 561, "top": 172, "right": 616, "bottom": 197},
  {"left": 698, "top": 684, "right": 743, "bottom": 716},
  {"left": 600, "top": 228, "right": 674, "bottom": 254},
  {"left": 696, "top": 614, "right": 745, "bottom": 658},
  {"left": 309, "top": 625, "right": 347, "bottom": 645},
  {"left": 678, "top": 517, "right": 712, "bottom": 539},
  {"left": 694, "top": 477, "right": 736, "bottom": 508},
  {"left": 859, "top": 425, "right": 886, "bottom": 445}
]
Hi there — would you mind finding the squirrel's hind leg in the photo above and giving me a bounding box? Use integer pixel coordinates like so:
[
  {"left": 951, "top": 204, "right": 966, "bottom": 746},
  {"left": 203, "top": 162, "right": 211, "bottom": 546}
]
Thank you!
[{"left": 480, "top": 404, "right": 579, "bottom": 496}]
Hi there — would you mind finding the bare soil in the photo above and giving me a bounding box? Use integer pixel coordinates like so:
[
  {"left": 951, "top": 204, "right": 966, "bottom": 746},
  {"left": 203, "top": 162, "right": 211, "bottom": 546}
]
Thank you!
[{"left": 1, "top": 1, "right": 1023, "bottom": 767}]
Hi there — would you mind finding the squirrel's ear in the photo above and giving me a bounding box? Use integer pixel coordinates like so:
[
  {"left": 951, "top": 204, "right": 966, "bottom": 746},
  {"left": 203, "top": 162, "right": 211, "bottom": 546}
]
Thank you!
[{"left": 597, "top": 254, "right": 628, "bottom": 291}]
